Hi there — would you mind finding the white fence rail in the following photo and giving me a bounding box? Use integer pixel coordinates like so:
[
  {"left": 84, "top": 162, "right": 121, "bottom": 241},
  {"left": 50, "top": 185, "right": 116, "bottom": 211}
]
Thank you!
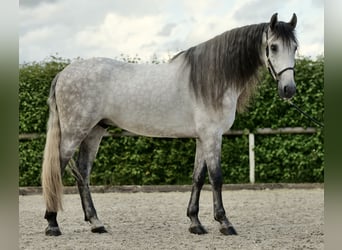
[{"left": 19, "top": 127, "right": 318, "bottom": 183}]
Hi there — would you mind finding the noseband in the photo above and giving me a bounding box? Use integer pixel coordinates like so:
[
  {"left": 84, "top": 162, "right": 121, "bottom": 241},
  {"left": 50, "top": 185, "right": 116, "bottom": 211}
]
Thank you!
[{"left": 265, "top": 29, "right": 295, "bottom": 82}]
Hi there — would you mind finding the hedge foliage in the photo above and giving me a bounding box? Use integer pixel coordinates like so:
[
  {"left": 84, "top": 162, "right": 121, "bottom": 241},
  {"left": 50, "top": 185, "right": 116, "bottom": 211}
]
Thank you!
[{"left": 19, "top": 56, "right": 324, "bottom": 186}]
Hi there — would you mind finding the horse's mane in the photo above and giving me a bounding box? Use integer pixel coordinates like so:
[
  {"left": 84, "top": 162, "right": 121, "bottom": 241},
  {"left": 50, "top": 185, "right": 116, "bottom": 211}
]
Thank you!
[{"left": 172, "top": 21, "right": 297, "bottom": 111}]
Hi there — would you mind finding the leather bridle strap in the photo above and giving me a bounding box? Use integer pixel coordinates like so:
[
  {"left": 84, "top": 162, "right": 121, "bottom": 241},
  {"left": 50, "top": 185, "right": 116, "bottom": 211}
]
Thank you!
[{"left": 265, "top": 29, "right": 295, "bottom": 82}]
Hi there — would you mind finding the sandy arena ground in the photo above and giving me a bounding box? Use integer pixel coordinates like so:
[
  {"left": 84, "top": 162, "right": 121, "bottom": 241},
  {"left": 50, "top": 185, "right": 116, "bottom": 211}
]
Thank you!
[{"left": 19, "top": 188, "right": 323, "bottom": 250}]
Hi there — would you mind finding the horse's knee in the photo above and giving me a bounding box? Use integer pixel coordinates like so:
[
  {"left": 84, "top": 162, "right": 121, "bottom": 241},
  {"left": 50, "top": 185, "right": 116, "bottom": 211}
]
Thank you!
[{"left": 208, "top": 169, "right": 223, "bottom": 189}]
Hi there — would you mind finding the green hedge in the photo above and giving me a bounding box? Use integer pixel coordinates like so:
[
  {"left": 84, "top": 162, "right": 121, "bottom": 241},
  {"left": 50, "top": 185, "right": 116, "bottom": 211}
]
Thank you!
[{"left": 19, "top": 56, "right": 324, "bottom": 186}]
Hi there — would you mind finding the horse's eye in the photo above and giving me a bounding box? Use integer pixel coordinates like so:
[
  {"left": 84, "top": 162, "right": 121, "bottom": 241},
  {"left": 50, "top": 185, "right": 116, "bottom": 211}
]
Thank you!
[{"left": 270, "top": 44, "right": 278, "bottom": 52}]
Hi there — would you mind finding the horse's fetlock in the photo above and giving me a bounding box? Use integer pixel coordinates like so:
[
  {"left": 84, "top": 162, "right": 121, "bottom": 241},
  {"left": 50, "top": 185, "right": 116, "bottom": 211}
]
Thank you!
[
  {"left": 187, "top": 205, "right": 199, "bottom": 217},
  {"left": 214, "top": 209, "right": 226, "bottom": 222}
]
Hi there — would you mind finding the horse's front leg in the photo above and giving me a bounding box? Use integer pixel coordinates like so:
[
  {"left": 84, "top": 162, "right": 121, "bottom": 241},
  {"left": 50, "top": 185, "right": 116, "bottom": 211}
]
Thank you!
[
  {"left": 202, "top": 133, "right": 238, "bottom": 235},
  {"left": 187, "top": 139, "right": 208, "bottom": 234}
]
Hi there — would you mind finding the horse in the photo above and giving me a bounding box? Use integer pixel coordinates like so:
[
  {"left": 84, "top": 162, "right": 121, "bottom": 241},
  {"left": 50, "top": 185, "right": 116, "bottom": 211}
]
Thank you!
[{"left": 42, "top": 13, "right": 298, "bottom": 236}]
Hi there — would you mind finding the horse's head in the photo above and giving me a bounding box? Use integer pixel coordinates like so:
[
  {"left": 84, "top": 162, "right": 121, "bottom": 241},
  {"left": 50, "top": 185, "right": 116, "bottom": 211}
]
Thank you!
[{"left": 265, "top": 13, "right": 298, "bottom": 99}]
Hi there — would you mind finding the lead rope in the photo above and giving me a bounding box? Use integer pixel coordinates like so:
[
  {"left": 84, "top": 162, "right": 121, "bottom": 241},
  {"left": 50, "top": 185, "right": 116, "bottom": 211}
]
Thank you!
[{"left": 286, "top": 100, "right": 324, "bottom": 128}]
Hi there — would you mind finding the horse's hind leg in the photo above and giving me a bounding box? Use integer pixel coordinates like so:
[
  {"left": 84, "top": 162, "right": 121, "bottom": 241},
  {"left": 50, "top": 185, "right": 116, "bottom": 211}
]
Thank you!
[
  {"left": 73, "top": 125, "right": 107, "bottom": 233},
  {"left": 44, "top": 135, "right": 82, "bottom": 236},
  {"left": 44, "top": 157, "right": 69, "bottom": 236}
]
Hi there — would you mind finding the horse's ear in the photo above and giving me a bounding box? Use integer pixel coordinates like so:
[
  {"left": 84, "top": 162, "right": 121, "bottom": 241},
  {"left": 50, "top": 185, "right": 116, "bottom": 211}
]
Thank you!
[
  {"left": 289, "top": 13, "right": 297, "bottom": 29},
  {"left": 270, "top": 13, "right": 278, "bottom": 30}
]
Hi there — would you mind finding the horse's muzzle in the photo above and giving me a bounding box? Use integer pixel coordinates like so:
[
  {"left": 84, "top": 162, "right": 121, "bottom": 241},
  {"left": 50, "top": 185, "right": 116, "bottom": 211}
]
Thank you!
[{"left": 279, "top": 82, "right": 296, "bottom": 99}]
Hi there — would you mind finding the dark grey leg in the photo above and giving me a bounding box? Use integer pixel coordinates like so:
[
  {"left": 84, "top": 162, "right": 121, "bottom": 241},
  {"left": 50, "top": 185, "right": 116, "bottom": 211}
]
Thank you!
[
  {"left": 203, "top": 134, "right": 237, "bottom": 235},
  {"left": 187, "top": 139, "right": 208, "bottom": 234},
  {"left": 74, "top": 125, "right": 107, "bottom": 233},
  {"left": 208, "top": 165, "right": 237, "bottom": 235}
]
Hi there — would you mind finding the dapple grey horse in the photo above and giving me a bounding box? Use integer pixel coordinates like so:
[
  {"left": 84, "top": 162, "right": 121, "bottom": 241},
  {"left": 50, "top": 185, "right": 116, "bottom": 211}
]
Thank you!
[{"left": 42, "top": 13, "right": 298, "bottom": 236}]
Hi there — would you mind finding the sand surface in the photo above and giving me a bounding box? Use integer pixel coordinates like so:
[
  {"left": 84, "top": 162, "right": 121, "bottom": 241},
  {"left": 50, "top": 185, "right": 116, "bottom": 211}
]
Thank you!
[{"left": 19, "top": 188, "right": 323, "bottom": 249}]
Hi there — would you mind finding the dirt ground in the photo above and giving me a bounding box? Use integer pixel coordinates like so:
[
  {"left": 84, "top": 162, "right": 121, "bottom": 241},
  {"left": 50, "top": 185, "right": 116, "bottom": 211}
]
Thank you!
[{"left": 19, "top": 188, "right": 323, "bottom": 250}]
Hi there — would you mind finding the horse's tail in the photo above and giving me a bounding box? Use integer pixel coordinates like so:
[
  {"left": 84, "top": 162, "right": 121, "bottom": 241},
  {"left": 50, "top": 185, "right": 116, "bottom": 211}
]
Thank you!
[{"left": 41, "top": 73, "right": 63, "bottom": 212}]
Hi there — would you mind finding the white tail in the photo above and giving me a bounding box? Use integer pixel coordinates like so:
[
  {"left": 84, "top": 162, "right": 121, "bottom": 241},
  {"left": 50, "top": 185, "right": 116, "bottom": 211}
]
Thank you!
[{"left": 41, "top": 74, "right": 63, "bottom": 212}]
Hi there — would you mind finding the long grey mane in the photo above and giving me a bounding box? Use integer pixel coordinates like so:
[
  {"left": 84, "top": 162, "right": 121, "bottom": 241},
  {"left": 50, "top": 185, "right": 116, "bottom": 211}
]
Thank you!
[{"left": 172, "top": 21, "right": 296, "bottom": 111}]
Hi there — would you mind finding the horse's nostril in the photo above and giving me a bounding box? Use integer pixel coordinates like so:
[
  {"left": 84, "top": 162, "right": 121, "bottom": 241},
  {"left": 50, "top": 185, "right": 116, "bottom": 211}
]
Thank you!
[{"left": 284, "top": 85, "right": 296, "bottom": 98}]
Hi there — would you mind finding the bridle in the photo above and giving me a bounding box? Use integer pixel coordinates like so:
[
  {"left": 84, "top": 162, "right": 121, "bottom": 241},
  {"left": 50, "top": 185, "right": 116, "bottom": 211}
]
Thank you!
[
  {"left": 265, "top": 29, "right": 323, "bottom": 128},
  {"left": 264, "top": 25, "right": 323, "bottom": 128},
  {"left": 265, "top": 29, "right": 295, "bottom": 82}
]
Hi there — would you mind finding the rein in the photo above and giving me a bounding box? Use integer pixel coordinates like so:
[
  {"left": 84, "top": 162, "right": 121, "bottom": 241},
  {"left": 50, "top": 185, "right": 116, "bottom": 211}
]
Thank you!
[{"left": 265, "top": 29, "right": 324, "bottom": 128}]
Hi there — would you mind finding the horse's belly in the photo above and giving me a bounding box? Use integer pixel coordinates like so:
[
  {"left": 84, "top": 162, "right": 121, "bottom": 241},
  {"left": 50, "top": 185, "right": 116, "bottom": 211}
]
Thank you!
[
  {"left": 105, "top": 100, "right": 196, "bottom": 138},
  {"left": 117, "top": 121, "right": 196, "bottom": 138}
]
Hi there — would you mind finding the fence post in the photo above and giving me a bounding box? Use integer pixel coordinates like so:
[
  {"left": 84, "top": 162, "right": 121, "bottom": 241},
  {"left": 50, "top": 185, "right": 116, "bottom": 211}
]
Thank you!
[{"left": 249, "top": 133, "right": 255, "bottom": 184}]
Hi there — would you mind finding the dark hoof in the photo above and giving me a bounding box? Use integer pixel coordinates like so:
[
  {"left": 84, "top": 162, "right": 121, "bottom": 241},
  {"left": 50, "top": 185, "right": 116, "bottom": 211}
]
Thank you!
[
  {"left": 189, "top": 225, "right": 208, "bottom": 235},
  {"left": 220, "top": 226, "right": 238, "bottom": 235},
  {"left": 45, "top": 226, "right": 62, "bottom": 236},
  {"left": 91, "top": 226, "right": 108, "bottom": 234}
]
